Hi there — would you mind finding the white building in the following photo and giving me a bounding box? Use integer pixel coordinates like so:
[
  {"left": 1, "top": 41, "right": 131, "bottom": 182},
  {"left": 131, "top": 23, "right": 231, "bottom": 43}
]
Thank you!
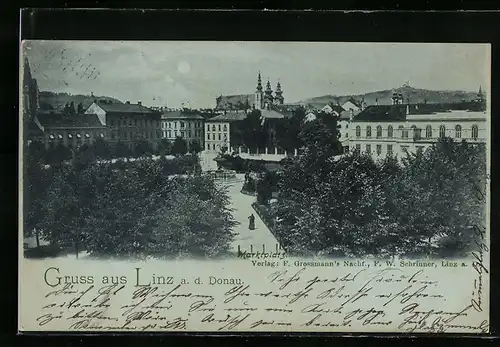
[
  {"left": 161, "top": 110, "right": 204, "bottom": 150},
  {"left": 348, "top": 102, "right": 488, "bottom": 160},
  {"left": 204, "top": 111, "right": 246, "bottom": 152}
]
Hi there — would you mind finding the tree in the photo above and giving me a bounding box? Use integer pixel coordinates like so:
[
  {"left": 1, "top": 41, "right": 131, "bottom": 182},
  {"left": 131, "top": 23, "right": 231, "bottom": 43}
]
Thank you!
[
  {"left": 158, "top": 138, "right": 172, "bottom": 156},
  {"left": 256, "top": 170, "right": 273, "bottom": 205},
  {"left": 276, "top": 107, "right": 306, "bottom": 152},
  {"left": 240, "top": 110, "right": 266, "bottom": 151},
  {"left": 45, "top": 144, "right": 72, "bottom": 166},
  {"left": 42, "top": 164, "right": 95, "bottom": 258},
  {"left": 189, "top": 139, "right": 202, "bottom": 154},
  {"left": 113, "top": 141, "right": 133, "bottom": 158},
  {"left": 172, "top": 137, "right": 188, "bottom": 156},
  {"left": 93, "top": 138, "right": 111, "bottom": 159},
  {"left": 133, "top": 139, "right": 154, "bottom": 157},
  {"left": 77, "top": 102, "right": 85, "bottom": 114},
  {"left": 24, "top": 144, "right": 52, "bottom": 248}
]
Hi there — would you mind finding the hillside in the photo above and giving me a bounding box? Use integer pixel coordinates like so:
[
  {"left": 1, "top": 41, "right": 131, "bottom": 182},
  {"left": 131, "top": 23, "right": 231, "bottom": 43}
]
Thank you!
[
  {"left": 298, "top": 86, "right": 483, "bottom": 109},
  {"left": 38, "top": 91, "right": 123, "bottom": 111}
]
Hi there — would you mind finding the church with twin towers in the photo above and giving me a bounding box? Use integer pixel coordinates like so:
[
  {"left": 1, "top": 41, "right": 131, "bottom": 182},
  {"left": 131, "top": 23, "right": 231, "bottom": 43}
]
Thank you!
[{"left": 215, "top": 72, "right": 284, "bottom": 111}]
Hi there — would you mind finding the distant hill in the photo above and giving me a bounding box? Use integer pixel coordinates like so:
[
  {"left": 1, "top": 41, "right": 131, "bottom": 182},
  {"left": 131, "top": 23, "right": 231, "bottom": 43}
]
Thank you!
[
  {"left": 297, "top": 86, "right": 483, "bottom": 109},
  {"left": 38, "top": 91, "right": 123, "bottom": 111}
]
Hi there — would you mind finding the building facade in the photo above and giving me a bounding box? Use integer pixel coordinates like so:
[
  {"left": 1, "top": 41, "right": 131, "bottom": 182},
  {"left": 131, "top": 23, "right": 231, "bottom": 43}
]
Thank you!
[
  {"left": 32, "top": 112, "right": 107, "bottom": 150},
  {"left": 348, "top": 99, "right": 487, "bottom": 160},
  {"left": 161, "top": 110, "right": 204, "bottom": 151},
  {"left": 204, "top": 112, "right": 246, "bottom": 152},
  {"left": 85, "top": 100, "right": 161, "bottom": 150}
]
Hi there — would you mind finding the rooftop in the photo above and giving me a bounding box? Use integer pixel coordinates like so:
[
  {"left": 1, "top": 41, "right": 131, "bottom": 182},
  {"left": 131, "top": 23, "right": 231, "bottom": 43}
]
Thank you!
[
  {"left": 36, "top": 112, "right": 105, "bottom": 128},
  {"left": 161, "top": 110, "right": 204, "bottom": 120},
  {"left": 353, "top": 105, "right": 408, "bottom": 122},
  {"left": 207, "top": 112, "right": 247, "bottom": 122},
  {"left": 94, "top": 100, "right": 157, "bottom": 114}
]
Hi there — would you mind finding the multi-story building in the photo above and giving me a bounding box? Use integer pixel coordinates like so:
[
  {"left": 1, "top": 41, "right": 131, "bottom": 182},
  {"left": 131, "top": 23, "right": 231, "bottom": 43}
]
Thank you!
[
  {"left": 85, "top": 99, "right": 161, "bottom": 150},
  {"left": 161, "top": 110, "right": 204, "bottom": 150},
  {"left": 348, "top": 91, "right": 487, "bottom": 160},
  {"left": 33, "top": 111, "right": 107, "bottom": 150},
  {"left": 204, "top": 112, "right": 246, "bottom": 152}
]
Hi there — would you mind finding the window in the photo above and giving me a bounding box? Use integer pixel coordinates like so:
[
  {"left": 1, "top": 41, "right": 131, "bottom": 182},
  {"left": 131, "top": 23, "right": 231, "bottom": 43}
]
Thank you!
[
  {"left": 388, "top": 125, "right": 393, "bottom": 138},
  {"left": 387, "top": 144, "right": 393, "bottom": 156},
  {"left": 181, "top": 122, "right": 185, "bottom": 128},
  {"left": 180, "top": 131, "right": 185, "bottom": 138},
  {"left": 168, "top": 122, "right": 172, "bottom": 128},
  {"left": 376, "top": 144, "right": 382, "bottom": 156},
  {"left": 188, "top": 130, "right": 192, "bottom": 137},
  {"left": 345, "top": 133, "right": 348, "bottom": 138},
  {"left": 455, "top": 125, "right": 462, "bottom": 138},
  {"left": 425, "top": 125, "right": 432, "bottom": 138},
  {"left": 218, "top": 124, "right": 221, "bottom": 131},
  {"left": 207, "top": 124, "right": 210, "bottom": 131},
  {"left": 376, "top": 125, "right": 382, "bottom": 138},
  {"left": 218, "top": 133, "right": 221, "bottom": 141},
  {"left": 174, "top": 122, "right": 178, "bottom": 129},
  {"left": 188, "top": 122, "right": 191, "bottom": 128},
  {"left": 366, "top": 126, "right": 372, "bottom": 138},
  {"left": 400, "top": 125, "right": 408, "bottom": 139},
  {"left": 168, "top": 130, "right": 171, "bottom": 138},
  {"left": 366, "top": 144, "right": 371, "bottom": 153},
  {"left": 356, "top": 126, "right": 361, "bottom": 138},
  {"left": 174, "top": 130, "right": 178, "bottom": 137},
  {"left": 223, "top": 124, "right": 227, "bottom": 132},
  {"left": 439, "top": 125, "right": 446, "bottom": 138},
  {"left": 355, "top": 144, "right": 361, "bottom": 152},
  {"left": 472, "top": 125, "right": 479, "bottom": 139},
  {"left": 206, "top": 132, "right": 210, "bottom": 140},
  {"left": 413, "top": 126, "right": 421, "bottom": 141},
  {"left": 212, "top": 125, "right": 216, "bottom": 131},
  {"left": 212, "top": 134, "right": 216, "bottom": 140},
  {"left": 68, "top": 133, "right": 73, "bottom": 139},
  {"left": 162, "top": 131, "right": 166, "bottom": 138}
]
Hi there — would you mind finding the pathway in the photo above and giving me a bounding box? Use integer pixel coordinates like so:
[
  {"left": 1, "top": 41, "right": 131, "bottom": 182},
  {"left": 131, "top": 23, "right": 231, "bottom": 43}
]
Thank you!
[{"left": 216, "top": 174, "right": 281, "bottom": 255}]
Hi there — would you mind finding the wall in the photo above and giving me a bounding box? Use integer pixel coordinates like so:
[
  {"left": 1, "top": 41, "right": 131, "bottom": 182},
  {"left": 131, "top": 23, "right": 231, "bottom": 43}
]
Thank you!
[
  {"left": 205, "top": 121, "right": 230, "bottom": 152},
  {"left": 348, "top": 111, "right": 487, "bottom": 160}
]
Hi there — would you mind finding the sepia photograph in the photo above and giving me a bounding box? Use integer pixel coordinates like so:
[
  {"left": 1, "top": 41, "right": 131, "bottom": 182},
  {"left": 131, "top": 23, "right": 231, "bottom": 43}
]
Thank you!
[{"left": 19, "top": 40, "right": 490, "bottom": 333}]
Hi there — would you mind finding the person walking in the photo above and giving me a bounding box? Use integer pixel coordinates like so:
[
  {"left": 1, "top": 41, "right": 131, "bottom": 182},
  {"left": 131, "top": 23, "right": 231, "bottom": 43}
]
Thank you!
[{"left": 248, "top": 214, "right": 255, "bottom": 230}]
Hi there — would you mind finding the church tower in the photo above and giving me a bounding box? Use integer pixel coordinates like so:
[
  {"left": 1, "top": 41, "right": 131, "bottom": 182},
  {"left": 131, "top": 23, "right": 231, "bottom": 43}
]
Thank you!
[
  {"left": 274, "top": 80, "right": 284, "bottom": 105},
  {"left": 263, "top": 79, "right": 274, "bottom": 109},
  {"left": 255, "top": 72, "right": 263, "bottom": 110}
]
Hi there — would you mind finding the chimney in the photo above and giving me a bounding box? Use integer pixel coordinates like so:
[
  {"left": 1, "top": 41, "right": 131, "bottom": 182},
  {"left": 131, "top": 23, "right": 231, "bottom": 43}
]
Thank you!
[
  {"left": 349, "top": 109, "right": 354, "bottom": 120},
  {"left": 138, "top": 101, "right": 142, "bottom": 106},
  {"left": 406, "top": 104, "right": 410, "bottom": 115},
  {"left": 376, "top": 98, "right": 379, "bottom": 106}
]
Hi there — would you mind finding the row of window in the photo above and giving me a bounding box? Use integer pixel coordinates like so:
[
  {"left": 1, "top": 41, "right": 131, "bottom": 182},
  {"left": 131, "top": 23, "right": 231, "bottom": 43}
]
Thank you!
[
  {"left": 48, "top": 132, "right": 105, "bottom": 140},
  {"left": 110, "top": 130, "right": 160, "bottom": 140},
  {"left": 162, "top": 121, "right": 203, "bottom": 129},
  {"left": 162, "top": 129, "right": 203, "bottom": 138},
  {"left": 354, "top": 143, "right": 394, "bottom": 156},
  {"left": 207, "top": 124, "right": 228, "bottom": 132},
  {"left": 355, "top": 124, "right": 480, "bottom": 140},
  {"left": 354, "top": 143, "right": 429, "bottom": 156},
  {"left": 206, "top": 133, "right": 228, "bottom": 141},
  {"left": 109, "top": 118, "right": 159, "bottom": 128},
  {"left": 206, "top": 143, "right": 222, "bottom": 150}
]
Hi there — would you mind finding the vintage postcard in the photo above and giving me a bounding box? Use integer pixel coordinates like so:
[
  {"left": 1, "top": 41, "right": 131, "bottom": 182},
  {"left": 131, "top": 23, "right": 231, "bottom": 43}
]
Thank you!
[{"left": 19, "top": 40, "right": 490, "bottom": 333}]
